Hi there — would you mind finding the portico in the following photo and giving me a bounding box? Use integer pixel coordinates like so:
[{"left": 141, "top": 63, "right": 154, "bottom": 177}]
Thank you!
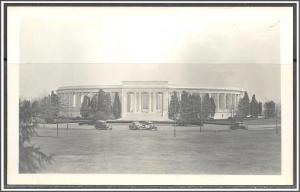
[{"left": 120, "top": 81, "right": 170, "bottom": 121}]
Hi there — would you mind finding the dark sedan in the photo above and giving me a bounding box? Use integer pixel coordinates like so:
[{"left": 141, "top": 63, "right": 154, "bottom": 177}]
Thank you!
[
  {"left": 230, "top": 121, "right": 247, "bottom": 130},
  {"left": 94, "top": 120, "right": 112, "bottom": 130}
]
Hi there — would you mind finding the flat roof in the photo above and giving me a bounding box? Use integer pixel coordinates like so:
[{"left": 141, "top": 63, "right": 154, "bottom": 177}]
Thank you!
[{"left": 57, "top": 82, "right": 244, "bottom": 93}]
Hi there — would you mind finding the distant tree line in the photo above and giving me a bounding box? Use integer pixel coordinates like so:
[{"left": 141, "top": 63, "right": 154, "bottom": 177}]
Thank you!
[
  {"left": 26, "top": 89, "right": 122, "bottom": 121},
  {"left": 237, "top": 92, "right": 278, "bottom": 119},
  {"left": 26, "top": 91, "right": 59, "bottom": 123},
  {"left": 169, "top": 90, "right": 279, "bottom": 122},
  {"left": 28, "top": 89, "right": 279, "bottom": 122},
  {"left": 168, "top": 91, "right": 215, "bottom": 123},
  {"left": 80, "top": 89, "right": 121, "bottom": 120},
  {"left": 264, "top": 101, "right": 277, "bottom": 118}
]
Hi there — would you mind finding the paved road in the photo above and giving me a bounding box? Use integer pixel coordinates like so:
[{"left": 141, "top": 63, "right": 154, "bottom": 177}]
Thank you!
[{"left": 37, "top": 122, "right": 280, "bottom": 132}]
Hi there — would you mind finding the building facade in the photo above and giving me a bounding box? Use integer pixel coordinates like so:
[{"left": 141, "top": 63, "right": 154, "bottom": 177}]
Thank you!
[{"left": 57, "top": 81, "right": 244, "bottom": 120}]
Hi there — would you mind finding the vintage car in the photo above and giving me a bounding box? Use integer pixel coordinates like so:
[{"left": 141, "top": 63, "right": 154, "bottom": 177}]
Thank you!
[
  {"left": 129, "top": 121, "right": 157, "bottom": 131},
  {"left": 129, "top": 121, "right": 144, "bottom": 130},
  {"left": 175, "top": 119, "right": 187, "bottom": 126},
  {"left": 94, "top": 120, "right": 112, "bottom": 130},
  {"left": 78, "top": 120, "right": 94, "bottom": 125},
  {"left": 230, "top": 121, "right": 247, "bottom": 130},
  {"left": 141, "top": 121, "right": 158, "bottom": 131}
]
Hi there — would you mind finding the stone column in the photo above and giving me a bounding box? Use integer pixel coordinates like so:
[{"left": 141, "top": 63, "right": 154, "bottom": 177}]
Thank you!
[
  {"left": 135, "top": 92, "right": 139, "bottom": 112},
  {"left": 223, "top": 93, "right": 226, "bottom": 110},
  {"left": 70, "top": 93, "right": 73, "bottom": 109},
  {"left": 148, "top": 92, "right": 152, "bottom": 113},
  {"left": 77, "top": 93, "right": 81, "bottom": 108},
  {"left": 65, "top": 93, "right": 68, "bottom": 116},
  {"left": 66, "top": 94, "right": 69, "bottom": 117},
  {"left": 72, "top": 93, "right": 74, "bottom": 108},
  {"left": 224, "top": 93, "right": 227, "bottom": 110},
  {"left": 216, "top": 93, "right": 220, "bottom": 111},
  {"left": 229, "top": 93, "right": 232, "bottom": 110},
  {"left": 69, "top": 93, "right": 71, "bottom": 116},
  {"left": 75, "top": 93, "right": 78, "bottom": 108},
  {"left": 122, "top": 90, "right": 127, "bottom": 116},
  {"left": 150, "top": 92, "right": 153, "bottom": 112},
  {"left": 133, "top": 92, "right": 136, "bottom": 113},
  {"left": 163, "top": 91, "right": 169, "bottom": 117},
  {"left": 153, "top": 92, "right": 156, "bottom": 113},
  {"left": 139, "top": 92, "right": 141, "bottom": 112},
  {"left": 232, "top": 94, "right": 235, "bottom": 111},
  {"left": 231, "top": 94, "right": 234, "bottom": 108},
  {"left": 69, "top": 93, "right": 72, "bottom": 117},
  {"left": 74, "top": 93, "right": 77, "bottom": 108}
]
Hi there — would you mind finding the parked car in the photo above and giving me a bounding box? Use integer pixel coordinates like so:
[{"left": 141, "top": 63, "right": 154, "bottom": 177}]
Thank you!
[
  {"left": 129, "top": 121, "right": 143, "bottom": 130},
  {"left": 94, "top": 120, "right": 112, "bottom": 130},
  {"left": 175, "top": 119, "right": 187, "bottom": 126},
  {"left": 230, "top": 121, "right": 247, "bottom": 130},
  {"left": 129, "top": 121, "right": 157, "bottom": 131},
  {"left": 78, "top": 120, "right": 94, "bottom": 125},
  {"left": 141, "top": 121, "right": 158, "bottom": 131}
]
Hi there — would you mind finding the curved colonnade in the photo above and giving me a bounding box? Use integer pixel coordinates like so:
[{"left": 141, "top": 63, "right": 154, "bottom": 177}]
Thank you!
[{"left": 57, "top": 81, "right": 244, "bottom": 120}]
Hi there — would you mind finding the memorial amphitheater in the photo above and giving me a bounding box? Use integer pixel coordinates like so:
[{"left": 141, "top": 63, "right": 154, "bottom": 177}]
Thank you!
[{"left": 57, "top": 81, "right": 244, "bottom": 121}]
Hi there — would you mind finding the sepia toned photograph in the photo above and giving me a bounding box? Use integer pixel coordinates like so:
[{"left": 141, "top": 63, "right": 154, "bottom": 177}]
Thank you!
[{"left": 2, "top": 1, "right": 297, "bottom": 190}]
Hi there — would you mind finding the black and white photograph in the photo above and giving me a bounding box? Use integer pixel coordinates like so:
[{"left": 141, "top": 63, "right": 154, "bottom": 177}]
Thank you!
[{"left": 1, "top": 1, "right": 298, "bottom": 190}]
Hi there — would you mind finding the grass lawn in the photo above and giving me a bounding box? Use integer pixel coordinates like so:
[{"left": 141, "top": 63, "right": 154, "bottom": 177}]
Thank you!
[
  {"left": 244, "top": 118, "right": 280, "bottom": 125},
  {"left": 32, "top": 123, "right": 281, "bottom": 174}
]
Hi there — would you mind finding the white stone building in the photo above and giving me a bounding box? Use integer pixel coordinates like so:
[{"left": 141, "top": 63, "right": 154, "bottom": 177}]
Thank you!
[{"left": 57, "top": 81, "right": 244, "bottom": 121}]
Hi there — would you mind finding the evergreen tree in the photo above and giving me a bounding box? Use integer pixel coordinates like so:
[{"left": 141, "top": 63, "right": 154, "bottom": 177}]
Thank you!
[
  {"left": 113, "top": 93, "right": 122, "bottom": 118},
  {"left": 237, "top": 92, "right": 250, "bottom": 118},
  {"left": 190, "top": 93, "right": 201, "bottom": 122},
  {"left": 39, "top": 96, "right": 49, "bottom": 119},
  {"left": 49, "top": 91, "right": 59, "bottom": 118},
  {"left": 39, "top": 91, "right": 59, "bottom": 123},
  {"left": 80, "top": 96, "right": 91, "bottom": 119},
  {"left": 275, "top": 103, "right": 281, "bottom": 118},
  {"left": 168, "top": 92, "right": 180, "bottom": 120},
  {"left": 50, "top": 91, "right": 58, "bottom": 105},
  {"left": 31, "top": 100, "right": 41, "bottom": 117},
  {"left": 187, "top": 94, "right": 194, "bottom": 121},
  {"left": 180, "top": 91, "right": 191, "bottom": 121},
  {"left": 104, "top": 93, "right": 112, "bottom": 114},
  {"left": 244, "top": 92, "right": 250, "bottom": 115},
  {"left": 90, "top": 94, "right": 98, "bottom": 113},
  {"left": 258, "top": 102, "right": 263, "bottom": 115},
  {"left": 201, "top": 93, "right": 211, "bottom": 119},
  {"left": 250, "top": 94, "right": 259, "bottom": 117},
  {"left": 264, "top": 101, "right": 276, "bottom": 118},
  {"left": 97, "top": 89, "right": 106, "bottom": 112},
  {"left": 209, "top": 97, "right": 216, "bottom": 118},
  {"left": 193, "top": 93, "right": 202, "bottom": 114},
  {"left": 237, "top": 100, "right": 243, "bottom": 118}
]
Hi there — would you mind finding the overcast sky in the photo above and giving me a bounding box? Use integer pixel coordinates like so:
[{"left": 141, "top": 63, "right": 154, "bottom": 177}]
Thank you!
[{"left": 16, "top": 6, "right": 293, "bottom": 102}]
